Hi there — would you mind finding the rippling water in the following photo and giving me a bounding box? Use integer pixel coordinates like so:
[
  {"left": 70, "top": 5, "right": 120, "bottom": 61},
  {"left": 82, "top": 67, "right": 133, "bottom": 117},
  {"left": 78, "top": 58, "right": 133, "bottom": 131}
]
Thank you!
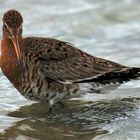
[{"left": 0, "top": 0, "right": 140, "bottom": 140}]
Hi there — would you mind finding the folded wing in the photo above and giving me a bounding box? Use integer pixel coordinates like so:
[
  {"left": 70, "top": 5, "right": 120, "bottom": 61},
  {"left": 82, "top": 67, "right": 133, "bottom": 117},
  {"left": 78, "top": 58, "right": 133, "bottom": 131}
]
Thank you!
[{"left": 23, "top": 37, "right": 129, "bottom": 84}]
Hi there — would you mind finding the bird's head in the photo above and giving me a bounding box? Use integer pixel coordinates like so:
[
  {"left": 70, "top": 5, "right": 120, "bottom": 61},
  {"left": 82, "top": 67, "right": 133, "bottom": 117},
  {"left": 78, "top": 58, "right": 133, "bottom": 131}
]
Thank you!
[{"left": 2, "top": 9, "right": 23, "bottom": 61}]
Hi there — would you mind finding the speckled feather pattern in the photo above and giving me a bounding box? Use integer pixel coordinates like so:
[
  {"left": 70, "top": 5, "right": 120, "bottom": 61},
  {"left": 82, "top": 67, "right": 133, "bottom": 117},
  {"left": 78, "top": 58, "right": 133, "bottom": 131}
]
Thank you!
[
  {"left": 22, "top": 37, "right": 127, "bottom": 83},
  {"left": 3, "top": 9, "right": 23, "bottom": 28},
  {"left": 1, "top": 10, "right": 140, "bottom": 105},
  {"left": 19, "top": 37, "right": 136, "bottom": 102}
]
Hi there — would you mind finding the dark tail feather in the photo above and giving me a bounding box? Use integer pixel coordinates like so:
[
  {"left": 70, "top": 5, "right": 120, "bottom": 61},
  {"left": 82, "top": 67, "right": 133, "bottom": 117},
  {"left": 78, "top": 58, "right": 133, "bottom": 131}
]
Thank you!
[
  {"left": 75, "top": 67, "right": 140, "bottom": 84},
  {"left": 96, "top": 67, "right": 140, "bottom": 84},
  {"left": 131, "top": 67, "right": 140, "bottom": 74}
]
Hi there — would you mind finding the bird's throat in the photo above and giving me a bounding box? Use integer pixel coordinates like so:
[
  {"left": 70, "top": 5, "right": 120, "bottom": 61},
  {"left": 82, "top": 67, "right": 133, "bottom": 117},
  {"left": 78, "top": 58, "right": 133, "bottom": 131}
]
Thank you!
[{"left": 1, "top": 36, "right": 22, "bottom": 90}]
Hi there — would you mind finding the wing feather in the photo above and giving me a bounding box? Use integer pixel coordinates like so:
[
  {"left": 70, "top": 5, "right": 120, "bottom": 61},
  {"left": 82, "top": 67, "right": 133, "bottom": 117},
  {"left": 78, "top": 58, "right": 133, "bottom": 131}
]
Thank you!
[{"left": 23, "top": 37, "right": 127, "bottom": 84}]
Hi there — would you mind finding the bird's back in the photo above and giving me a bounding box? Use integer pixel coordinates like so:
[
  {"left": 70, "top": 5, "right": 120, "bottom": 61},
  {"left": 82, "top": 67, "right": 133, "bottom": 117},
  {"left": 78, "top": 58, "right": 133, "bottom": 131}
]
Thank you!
[
  {"left": 19, "top": 37, "right": 140, "bottom": 102},
  {"left": 22, "top": 37, "right": 134, "bottom": 83}
]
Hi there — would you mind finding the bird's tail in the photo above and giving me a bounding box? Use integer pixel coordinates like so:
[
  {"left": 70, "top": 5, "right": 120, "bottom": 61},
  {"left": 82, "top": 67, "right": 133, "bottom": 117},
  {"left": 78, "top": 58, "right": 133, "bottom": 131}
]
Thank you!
[
  {"left": 131, "top": 67, "right": 140, "bottom": 75},
  {"left": 80, "top": 67, "right": 140, "bottom": 84},
  {"left": 94, "top": 67, "right": 140, "bottom": 84},
  {"left": 75, "top": 67, "right": 140, "bottom": 85}
]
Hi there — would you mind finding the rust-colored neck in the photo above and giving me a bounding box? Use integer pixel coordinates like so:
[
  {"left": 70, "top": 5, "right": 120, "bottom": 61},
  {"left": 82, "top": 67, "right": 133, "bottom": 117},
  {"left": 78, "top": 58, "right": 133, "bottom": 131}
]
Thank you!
[{"left": 1, "top": 35, "right": 22, "bottom": 90}]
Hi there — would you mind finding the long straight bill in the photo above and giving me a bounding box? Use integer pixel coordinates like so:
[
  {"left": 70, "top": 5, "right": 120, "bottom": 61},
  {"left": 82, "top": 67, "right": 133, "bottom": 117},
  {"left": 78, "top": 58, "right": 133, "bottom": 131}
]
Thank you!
[{"left": 11, "top": 36, "right": 24, "bottom": 79}]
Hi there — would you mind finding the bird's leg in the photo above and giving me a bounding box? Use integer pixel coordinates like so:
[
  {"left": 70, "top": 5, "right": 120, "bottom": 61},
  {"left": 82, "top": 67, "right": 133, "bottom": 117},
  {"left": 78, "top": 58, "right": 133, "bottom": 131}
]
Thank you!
[
  {"left": 48, "top": 99, "right": 54, "bottom": 113},
  {"left": 48, "top": 100, "right": 65, "bottom": 113}
]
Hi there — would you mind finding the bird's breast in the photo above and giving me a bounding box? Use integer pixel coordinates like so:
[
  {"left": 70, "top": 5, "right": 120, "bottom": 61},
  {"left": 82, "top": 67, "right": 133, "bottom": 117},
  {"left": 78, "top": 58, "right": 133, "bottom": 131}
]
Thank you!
[{"left": 20, "top": 64, "right": 81, "bottom": 102}]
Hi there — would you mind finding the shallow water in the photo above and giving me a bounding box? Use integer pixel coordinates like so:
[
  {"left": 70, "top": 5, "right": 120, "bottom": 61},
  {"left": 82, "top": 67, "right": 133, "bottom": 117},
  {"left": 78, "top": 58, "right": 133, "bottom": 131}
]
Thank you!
[{"left": 0, "top": 0, "right": 140, "bottom": 140}]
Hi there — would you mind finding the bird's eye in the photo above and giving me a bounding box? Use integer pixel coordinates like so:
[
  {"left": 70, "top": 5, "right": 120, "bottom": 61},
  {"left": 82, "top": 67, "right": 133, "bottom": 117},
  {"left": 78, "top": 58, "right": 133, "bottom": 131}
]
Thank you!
[
  {"left": 19, "top": 25, "right": 23, "bottom": 34},
  {"left": 19, "top": 25, "right": 22, "bottom": 30},
  {"left": 3, "top": 23, "right": 8, "bottom": 29}
]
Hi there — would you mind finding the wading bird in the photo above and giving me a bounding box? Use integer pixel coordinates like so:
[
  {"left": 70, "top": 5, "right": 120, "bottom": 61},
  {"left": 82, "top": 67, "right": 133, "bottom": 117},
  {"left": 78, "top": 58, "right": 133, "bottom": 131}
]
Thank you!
[{"left": 1, "top": 9, "right": 140, "bottom": 110}]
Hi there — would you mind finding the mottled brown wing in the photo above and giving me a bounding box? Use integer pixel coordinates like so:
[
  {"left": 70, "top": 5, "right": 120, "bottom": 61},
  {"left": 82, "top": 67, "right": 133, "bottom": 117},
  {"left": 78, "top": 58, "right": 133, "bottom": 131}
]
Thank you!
[{"left": 23, "top": 37, "right": 128, "bottom": 84}]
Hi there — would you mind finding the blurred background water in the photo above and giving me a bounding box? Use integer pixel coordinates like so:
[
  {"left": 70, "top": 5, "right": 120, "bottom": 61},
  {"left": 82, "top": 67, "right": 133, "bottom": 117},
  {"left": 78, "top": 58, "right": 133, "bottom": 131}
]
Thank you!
[{"left": 0, "top": 0, "right": 140, "bottom": 140}]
